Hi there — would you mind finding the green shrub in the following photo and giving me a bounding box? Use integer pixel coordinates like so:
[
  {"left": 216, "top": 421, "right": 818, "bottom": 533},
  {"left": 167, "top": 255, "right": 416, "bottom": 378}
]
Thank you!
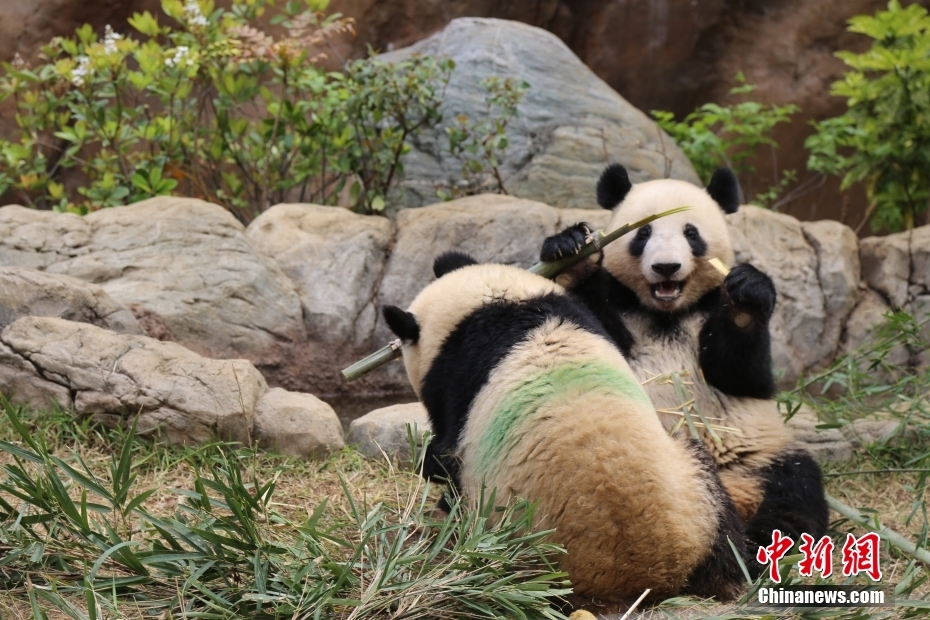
[
  {"left": 806, "top": 0, "right": 930, "bottom": 232},
  {"left": 0, "top": 0, "right": 457, "bottom": 221},
  {"left": 652, "top": 74, "right": 799, "bottom": 208}
]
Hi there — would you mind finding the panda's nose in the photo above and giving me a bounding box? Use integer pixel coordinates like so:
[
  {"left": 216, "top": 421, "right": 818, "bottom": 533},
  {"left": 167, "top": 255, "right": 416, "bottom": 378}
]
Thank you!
[{"left": 652, "top": 262, "right": 681, "bottom": 277}]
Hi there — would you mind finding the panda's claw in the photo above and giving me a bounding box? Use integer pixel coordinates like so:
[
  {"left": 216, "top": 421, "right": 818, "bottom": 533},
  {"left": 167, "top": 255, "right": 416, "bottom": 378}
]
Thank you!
[
  {"left": 724, "top": 264, "right": 776, "bottom": 319},
  {"left": 540, "top": 222, "right": 592, "bottom": 262}
]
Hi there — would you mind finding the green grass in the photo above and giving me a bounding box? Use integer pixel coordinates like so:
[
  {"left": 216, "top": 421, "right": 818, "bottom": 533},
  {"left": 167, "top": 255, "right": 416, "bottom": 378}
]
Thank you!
[{"left": 0, "top": 399, "right": 570, "bottom": 620}]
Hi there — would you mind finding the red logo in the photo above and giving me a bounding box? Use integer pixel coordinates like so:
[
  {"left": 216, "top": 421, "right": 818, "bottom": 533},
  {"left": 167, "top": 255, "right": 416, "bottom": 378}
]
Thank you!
[
  {"left": 757, "top": 531, "right": 883, "bottom": 584},
  {"left": 841, "top": 532, "right": 882, "bottom": 581},
  {"left": 798, "top": 534, "right": 835, "bottom": 578},
  {"left": 756, "top": 529, "right": 795, "bottom": 583}
]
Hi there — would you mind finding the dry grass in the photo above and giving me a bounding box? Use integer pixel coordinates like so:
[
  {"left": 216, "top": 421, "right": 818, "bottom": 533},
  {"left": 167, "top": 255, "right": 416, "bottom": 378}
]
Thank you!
[{"left": 0, "top": 414, "right": 927, "bottom": 620}]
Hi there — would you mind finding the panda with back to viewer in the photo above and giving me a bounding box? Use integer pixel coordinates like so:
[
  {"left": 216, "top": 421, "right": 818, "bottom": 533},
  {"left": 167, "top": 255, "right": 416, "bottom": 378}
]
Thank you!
[
  {"left": 539, "top": 162, "right": 829, "bottom": 549},
  {"left": 381, "top": 253, "right": 749, "bottom": 603}
]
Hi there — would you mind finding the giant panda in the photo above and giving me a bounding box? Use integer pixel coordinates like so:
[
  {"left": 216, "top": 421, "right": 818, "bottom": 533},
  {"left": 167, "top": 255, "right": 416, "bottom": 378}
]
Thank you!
[
  {"left": 381, "top": 252, "right": 748, "bottom": 604},
  {"left": 539, "top": 163, "right": 829, "bottom": 550}
]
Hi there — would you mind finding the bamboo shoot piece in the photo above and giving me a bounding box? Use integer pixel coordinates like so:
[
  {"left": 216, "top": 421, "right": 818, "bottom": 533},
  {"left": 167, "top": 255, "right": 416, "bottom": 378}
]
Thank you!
[{"left": 341, "top": 206, "right": 692, "bottom": 382}]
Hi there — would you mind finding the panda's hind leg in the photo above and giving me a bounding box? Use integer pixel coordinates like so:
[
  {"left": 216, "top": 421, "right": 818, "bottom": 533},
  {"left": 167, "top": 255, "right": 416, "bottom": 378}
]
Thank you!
[
  {"left": 681, "top": 441, "right": 751, "bottom": 601},
  {"left": 745, "top": 449, "right": 828, "bottom": 550}
]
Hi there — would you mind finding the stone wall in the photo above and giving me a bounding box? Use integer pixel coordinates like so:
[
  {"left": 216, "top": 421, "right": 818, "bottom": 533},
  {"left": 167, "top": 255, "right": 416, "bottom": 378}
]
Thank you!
[{"left": 1, "top": 194, "right": 918, "bottom": 398}]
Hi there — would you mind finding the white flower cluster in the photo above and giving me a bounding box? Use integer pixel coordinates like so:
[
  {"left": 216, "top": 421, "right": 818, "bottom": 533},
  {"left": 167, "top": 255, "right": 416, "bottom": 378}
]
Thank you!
[
  {"left": 184, "top": 0, "right": 208, "bottom": 28},
  {"left": 103, "top": 24, "right": 123, "bottom": 54},
  {"left": 72, "top": 55, "right": 91, "bottom": 87},
  {"left": 165, "top": 46, "right": 193, "bottom": 68}
]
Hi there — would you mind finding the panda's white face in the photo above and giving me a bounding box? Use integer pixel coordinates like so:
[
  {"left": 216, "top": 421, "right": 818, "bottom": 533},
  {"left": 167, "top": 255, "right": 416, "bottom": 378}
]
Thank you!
[{"left": 602, "top": 179, "right": 735, "bottom": 313}]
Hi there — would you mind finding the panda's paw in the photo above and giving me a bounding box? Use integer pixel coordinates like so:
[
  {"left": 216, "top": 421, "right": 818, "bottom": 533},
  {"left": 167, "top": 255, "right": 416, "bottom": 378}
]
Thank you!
[
  {"left": 540, "top": 223, "right": 592, "bottom": 261},
  {"left": 725, "top": 264, "right": 776, "bottom": 319}
]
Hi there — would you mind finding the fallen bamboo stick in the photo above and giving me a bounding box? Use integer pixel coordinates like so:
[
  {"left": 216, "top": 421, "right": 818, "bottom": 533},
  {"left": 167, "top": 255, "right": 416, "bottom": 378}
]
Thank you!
[
  {"left": 826, "top": 494, "right": 930, "bottom": 566},
  {"left": 342, "top": 206, "right": 692, "bottom": 381}
]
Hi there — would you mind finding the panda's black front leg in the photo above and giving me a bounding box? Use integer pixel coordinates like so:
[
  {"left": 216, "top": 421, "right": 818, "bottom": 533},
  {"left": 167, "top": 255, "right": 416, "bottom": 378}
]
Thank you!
[{"left": 699, "top": 264, "right": 777, "bottom": 399}]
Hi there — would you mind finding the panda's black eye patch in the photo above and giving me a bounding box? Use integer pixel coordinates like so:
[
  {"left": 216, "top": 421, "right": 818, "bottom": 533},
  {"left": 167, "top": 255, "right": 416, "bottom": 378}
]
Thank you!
[
  {"left": 629, "top": 224, "right": 651, "bottom": 257},
  {"left": 684, "top": 224, "right": 707, "bottom": 257}
]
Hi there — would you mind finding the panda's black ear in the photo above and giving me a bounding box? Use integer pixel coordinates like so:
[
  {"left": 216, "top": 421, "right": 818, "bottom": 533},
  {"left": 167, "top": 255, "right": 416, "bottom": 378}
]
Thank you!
[
  {"left": 433, "top": 251, "right": 478, "bottom": 278},
  {"left": 596, "top": 164, "right": 632, "bottom": 209},
  {"left": 706, "top": 167, "right": 741, "bottom": 214},
  {"left": 382, "top": 305, "right": 420, "bottom": 343}
]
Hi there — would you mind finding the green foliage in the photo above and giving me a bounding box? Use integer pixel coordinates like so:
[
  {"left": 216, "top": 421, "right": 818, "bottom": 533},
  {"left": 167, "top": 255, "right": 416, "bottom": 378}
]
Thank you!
[
  {"left": 806, "top": 0, "right": 930, "bottom": 232},
  {"left": 0, "top": 0, "right": 455, "bottom": 221},
  {"left": 437, "top": 76, "right": 529, "bottom": 200},
  {"left": 0, "top": 398, "right": 571, "bottom": 619},
  {"left": 652, "top": 73, "right": 799, "bottom": 208},
  {"left": 779, "top": 310, "right": 930, "bottom": 557}
]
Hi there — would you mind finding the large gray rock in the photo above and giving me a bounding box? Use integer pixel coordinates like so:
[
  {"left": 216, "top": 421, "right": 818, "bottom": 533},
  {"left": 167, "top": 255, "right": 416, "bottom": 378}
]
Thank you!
[
  {"left": 801, "top": 220, "right": 860, "bottom": 360},
  {"left": 0, "top": 199, "right": 308, "bottom": 391},
  {"left": 856, "top": 223, "right": 930, "bottom": 370},
  {"left": 378, "top": 195, "right": 559, "bottom": 311},
  {"left": 728, "top": 207, "right": 859, "bottom": 381},
  {"left": 841, "top": 289, "right": 895, "bottom": 355},
  {"left": 0, "top": 316, "right": 265, "bottom": 444},
  {"left": 246, "top": 204, "right": 394, "bottom": 350},
  {"left": 860, "top": 230, "right": 911, "bottom": 308},
  {"left": 254, "top": 387, "right": 345, "bottom": 458},
  {"left": 788, "top": 406, "right": 917, "bottom": 463},
  {"left": 0, "top": 266, "right": 143, "bottom": 334},
  {"left": 346, "top": 402, "right": 431, "bottom": 461},
  {"left": 383, "top": 18, "right": 698, "bottom": 209}
]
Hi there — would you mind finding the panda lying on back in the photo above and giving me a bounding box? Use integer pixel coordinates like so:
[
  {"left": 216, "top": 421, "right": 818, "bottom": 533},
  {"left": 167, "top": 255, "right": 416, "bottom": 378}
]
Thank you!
[
  {"left": 382, "top": 253, "right": 748, "bottom": 603},
  {"left": 540, "top": 164, "right": 828, "bottom": 549}
]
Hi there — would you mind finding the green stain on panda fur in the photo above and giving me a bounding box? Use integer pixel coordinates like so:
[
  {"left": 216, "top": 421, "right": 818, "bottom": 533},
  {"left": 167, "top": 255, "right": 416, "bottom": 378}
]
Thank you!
[{"left": 474, "top": 362, "right": 652, "bottom": 477}]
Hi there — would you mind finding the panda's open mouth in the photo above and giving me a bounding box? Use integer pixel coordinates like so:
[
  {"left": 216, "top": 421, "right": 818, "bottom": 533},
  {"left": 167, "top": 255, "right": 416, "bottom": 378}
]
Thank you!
[{"left": 651, "top": 280, "right": 683, "bottom": 301}]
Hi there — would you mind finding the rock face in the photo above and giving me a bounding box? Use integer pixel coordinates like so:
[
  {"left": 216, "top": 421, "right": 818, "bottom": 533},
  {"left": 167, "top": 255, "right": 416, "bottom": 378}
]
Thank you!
[
  {"left": 728, "top": 206, "right": 859, "bottom": 381},
  {"left": 382, "top": 18, "right": 699, "bottom": 210},
  {"left": 0, "top": 199, "right": 308, "bottom": 390},
  {"left": 855, "top": 226, "right": 930, "bottom": 366},
  {"left": 247, "top": 204, "right": 394, "bottom": 351},
  {"left": 0, "top": 316, "right": 344, "bottom": 456},
  {"left": 3, "top": 193, "right": 927, "bottom": 396},
  {"left": 0, "top": 266, "right": 143, "bottom": 334},
  {"left": 346, "top": 402, "right": 431, "bottom": 461},
  {"left": 788, "top": 407, "right": 916, "bottom": 463},
  {"left": 0, "top": 316, "right": 264, "bottom": 444}
]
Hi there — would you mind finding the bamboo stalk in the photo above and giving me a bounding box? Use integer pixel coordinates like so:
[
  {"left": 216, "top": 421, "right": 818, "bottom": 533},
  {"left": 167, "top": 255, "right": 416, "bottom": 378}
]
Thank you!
[
  {"left": 341, "top": 206, "right": 692, "bottom": 381},
  {"left": 826, "top": 494, "right": 930, "bottom": 566},
  {"left": 341, "top": 339, "right": 403, "bottom": 382}
]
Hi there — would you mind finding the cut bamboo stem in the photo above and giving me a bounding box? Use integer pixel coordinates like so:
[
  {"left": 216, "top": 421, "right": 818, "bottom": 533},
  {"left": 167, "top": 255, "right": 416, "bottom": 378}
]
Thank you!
[
  {"left": 826, "top": 494, "right": 930, "bottom": 566},
  {"left": 341, "top": 206, "right": 692, "bottom": 381}
]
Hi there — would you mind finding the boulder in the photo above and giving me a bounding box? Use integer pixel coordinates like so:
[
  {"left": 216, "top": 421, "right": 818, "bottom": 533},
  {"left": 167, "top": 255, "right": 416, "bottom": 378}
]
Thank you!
[
  {"left": 0, "top": 199, "right": 308, "bottom": 391},
  {"left": 728, "top": 207, "right": 860, "bottom": 381},
  {"left": 347, "top": 402, "right": 431, "bottom": 461},
  {"left": 800, "top": 220, "right": 860, "bottom": 359},
  {"left": 0, "top": 266, "right": 143, "bottom": 334},
  {"left": 382, "top": 18, "right": 698, "bottom": 210},
  {"left": 860, "top": 230, "right": 911, "bottom": 308},
  {"left": 788, "top": 406, "right": 917, "bottom": 463},
  {"left": 253, "top": 387, "right": 345, "bottom": 458},
  {"left": 246, "top": 204, "right": 394, "bottom": 350},
  {"left": 0, "top": 316, "right": 265, "bottom": 444},
  {"left": 855, "top": 223, "right": 930, "bottom": 369}
]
